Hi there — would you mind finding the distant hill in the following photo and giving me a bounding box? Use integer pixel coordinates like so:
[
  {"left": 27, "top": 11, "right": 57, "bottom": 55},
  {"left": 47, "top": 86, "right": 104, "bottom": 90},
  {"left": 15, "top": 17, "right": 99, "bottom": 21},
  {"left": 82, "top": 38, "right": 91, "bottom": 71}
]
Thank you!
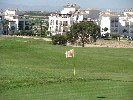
[
  {"left": 23, "top": 11, "right": 52, "bottom": 16},
  {"left": 0, "top": 2, "right": 62, "bottom": 12}
]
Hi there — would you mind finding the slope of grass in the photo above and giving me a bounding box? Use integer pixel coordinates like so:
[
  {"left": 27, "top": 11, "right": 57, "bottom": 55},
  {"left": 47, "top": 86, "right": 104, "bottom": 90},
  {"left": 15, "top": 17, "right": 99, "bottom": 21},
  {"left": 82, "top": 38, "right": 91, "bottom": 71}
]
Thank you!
[{"left": 0, "top": 37, "right": 133, "bottom": 100}]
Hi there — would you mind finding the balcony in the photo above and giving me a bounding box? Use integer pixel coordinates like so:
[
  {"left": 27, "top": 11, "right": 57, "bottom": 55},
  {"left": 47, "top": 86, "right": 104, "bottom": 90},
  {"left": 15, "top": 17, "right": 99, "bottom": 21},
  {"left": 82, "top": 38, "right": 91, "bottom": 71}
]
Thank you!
[{"left": 63, "top": 24, "right": 68, "bottom": 26}]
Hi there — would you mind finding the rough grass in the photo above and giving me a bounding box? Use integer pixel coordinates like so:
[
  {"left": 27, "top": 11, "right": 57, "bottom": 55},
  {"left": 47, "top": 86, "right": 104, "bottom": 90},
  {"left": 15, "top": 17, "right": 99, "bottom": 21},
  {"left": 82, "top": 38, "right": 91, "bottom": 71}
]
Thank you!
[{"left": 0, "top": 37, "right": 133, "bottom": 100}]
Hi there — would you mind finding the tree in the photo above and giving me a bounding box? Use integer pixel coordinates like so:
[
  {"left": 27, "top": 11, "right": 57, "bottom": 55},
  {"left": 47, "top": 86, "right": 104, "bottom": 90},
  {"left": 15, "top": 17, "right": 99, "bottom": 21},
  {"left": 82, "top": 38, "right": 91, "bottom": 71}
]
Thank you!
[
  {"left": 67, "top": 21, "right": 100, "bottom": 47},
  {"left": 123, "top": 29, "right": 127, "bottom": 34},
  {"left": 2, "top": 19, "right": 9, "bottom": 35}
]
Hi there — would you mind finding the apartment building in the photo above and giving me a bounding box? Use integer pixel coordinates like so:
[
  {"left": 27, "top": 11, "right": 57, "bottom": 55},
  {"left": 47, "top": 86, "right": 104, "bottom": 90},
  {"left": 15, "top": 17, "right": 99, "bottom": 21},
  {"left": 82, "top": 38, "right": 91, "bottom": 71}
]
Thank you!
[
  {"left": 4, "top": 9, "right": 30, "bottom": 33},
  {"left": 100, "top": 15, "right": 119, "bottom": 35},
  {"left": 0, "top": 15, "right": 4, "bottom": 34},
  {"left": 48, "top": 3, "right": 100, "bottom": 35},
  {"left": 48, "top": 3, "right": 79, "bottom": 35},
  {"left": 100, "top": 8, "right": 133, "bottom": 37}
]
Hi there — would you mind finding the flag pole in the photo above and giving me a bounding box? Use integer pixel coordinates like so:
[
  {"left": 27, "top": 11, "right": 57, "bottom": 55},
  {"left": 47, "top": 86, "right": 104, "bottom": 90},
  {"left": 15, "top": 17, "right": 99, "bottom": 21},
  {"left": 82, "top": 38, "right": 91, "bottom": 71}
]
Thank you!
[
  {"left": 65, "top": 49, "right": 76, "bottom": 79},
  {"left": 73, "top": 56, "right": 76, "bottom": 79},
  {"left": 73, "top": 49, "right": 76, "bottom": 79}
]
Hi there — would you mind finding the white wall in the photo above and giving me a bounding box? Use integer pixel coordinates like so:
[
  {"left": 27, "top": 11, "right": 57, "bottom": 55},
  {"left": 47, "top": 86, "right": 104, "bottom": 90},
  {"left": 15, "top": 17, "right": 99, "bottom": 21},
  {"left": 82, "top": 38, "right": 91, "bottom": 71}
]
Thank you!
[
  {"left": 0, "top": 16, "right": 3, "bottom": 34},
  {"left": 5, "top": 9, "right": 22, "bottom": 16},
  {"left": 100, "top": 16, "right": 111, "bottom": 35},
  {"left": 61, "top": 8, "right": 76, "bottom": 14},
  {"left": 124, "top": 12, "right": 133, "bottom": 16},
  {"left": 48, "top": 15, "right": 72, "bottom": 35},
  {"left": 128, "top": 18, "right": 133, "bottom": 36}
]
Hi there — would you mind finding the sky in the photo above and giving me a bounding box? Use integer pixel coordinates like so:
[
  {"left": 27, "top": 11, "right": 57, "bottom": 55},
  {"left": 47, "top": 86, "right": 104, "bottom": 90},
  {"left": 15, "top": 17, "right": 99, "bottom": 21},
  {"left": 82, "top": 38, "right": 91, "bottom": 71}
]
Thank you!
[{"left": 0, "top": 0, "right": 133, "bottom": 11}]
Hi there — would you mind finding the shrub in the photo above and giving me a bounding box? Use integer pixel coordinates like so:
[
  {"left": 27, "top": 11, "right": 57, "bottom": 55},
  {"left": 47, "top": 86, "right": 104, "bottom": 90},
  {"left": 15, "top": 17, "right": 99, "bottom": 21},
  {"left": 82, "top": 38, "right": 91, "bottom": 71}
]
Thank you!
[
  {"left": 51, "top": 34, "right": 67, "bottom": 45},
  {"left": 101, "top": 33, "right": 110, "bottom": 39},
  {"left": 110, "top": 34, "right": 120, "bottom": 40}
]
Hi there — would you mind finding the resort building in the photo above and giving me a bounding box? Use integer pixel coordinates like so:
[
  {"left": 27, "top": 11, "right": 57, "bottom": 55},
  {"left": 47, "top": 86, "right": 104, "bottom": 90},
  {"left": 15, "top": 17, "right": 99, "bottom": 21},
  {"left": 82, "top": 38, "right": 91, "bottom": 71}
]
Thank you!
[
  {"left": 4, "top": 9, "right": 30, "bottom": 34},
  {"left": 0, "top": 15, "right": 4, "bottom": 34},
  {"left": 48, "top": 3, "right": 100, "bottom": 35},
  {"left": 48, "top": 3, "right": 79, "bottom": 35},
  {"left": 100, "top": 8, "right": 133, "bottom": 37},
  {"left": 100, "top": 15, "right": 119, "bottom": 36}
]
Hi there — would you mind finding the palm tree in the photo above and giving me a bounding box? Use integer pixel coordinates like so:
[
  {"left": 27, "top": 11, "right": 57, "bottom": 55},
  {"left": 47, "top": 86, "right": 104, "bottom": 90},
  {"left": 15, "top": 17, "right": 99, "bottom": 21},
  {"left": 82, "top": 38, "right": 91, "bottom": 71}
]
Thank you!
[
  {"left": 123, "top": 29, "right": 127, "bottom": 34},
  {"left": 103, "top": 27, "right": 108, "bottom": 33}
]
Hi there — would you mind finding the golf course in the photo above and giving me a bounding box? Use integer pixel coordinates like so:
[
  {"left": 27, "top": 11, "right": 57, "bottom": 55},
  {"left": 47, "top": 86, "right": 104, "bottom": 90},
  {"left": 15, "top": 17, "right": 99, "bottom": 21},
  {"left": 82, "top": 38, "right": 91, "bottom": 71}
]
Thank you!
[{"left": 0, "top": 36, "right": 133, "bottom": 100}]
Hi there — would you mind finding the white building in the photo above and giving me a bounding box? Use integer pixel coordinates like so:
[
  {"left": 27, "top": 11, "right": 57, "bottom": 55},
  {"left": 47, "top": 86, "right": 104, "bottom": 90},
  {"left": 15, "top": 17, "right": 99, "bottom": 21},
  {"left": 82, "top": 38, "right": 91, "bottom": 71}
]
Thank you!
[
  {"left": 100, "top": 15, "right": 119, "bottom": 35},
  {"left": 123, "top": 8, "right": 133, "bottom": 16},
  {"left": 0, "top": 15, "right": 4, "bottom": 34},
  {"left": 100, "top": 8, "right": 133, "bottom": 37},
  {"left": 73, "top": 8, "right": 100, "bottom": 24},
  {"left": 48, "top": 3, "right": 100, "bottom": 35},
  {"left": 128, "top": 17, "right": 133, "bottom": 36},
  {"left": 48, "top": 3, "right": 79, "bottom": 35},
  {"left": 4, "top": 9, "right": 29, "bottom": 33}
]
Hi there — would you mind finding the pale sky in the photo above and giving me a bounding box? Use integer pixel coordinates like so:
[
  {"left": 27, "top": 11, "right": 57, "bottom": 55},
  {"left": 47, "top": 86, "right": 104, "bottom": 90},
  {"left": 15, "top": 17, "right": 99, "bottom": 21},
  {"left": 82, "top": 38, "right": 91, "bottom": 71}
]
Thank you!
[{"left": 1, "top": 0, "right": 133, "bottom": 11}]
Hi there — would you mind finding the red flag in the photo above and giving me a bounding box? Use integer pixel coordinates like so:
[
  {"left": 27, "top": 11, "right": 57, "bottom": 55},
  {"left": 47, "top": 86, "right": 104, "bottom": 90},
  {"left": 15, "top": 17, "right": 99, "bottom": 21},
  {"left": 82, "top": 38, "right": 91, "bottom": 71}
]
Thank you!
[{"left": 65, "top": 49, "right": 74, "bottom": 58}]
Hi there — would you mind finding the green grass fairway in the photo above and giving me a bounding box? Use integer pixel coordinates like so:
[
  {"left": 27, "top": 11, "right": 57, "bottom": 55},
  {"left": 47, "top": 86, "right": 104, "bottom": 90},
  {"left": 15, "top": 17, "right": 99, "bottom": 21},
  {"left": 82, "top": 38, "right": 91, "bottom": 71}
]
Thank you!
[{"left": 0, "top": 37, "right": 133, "bottom": 100}]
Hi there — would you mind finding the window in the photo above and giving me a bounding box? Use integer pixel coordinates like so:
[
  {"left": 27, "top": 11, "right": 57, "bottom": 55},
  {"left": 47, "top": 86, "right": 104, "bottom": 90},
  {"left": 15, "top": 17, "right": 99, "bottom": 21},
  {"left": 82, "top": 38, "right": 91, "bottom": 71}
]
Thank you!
[
  {"left": 111, "top": 28, "right": 114, "bottom": 32},
  {"left": 53, "top": 20, "right": 54, "bottom": 25},
  {"left": 115, "top": 18, "right": 118, "bottom": 22},
  {"left": 111, "top": 18, "right": 114, "bottom": 23},
  {"left": 11, "top": 26, "right": 15, "bottom": 30},
  {"left": 111, "top": 23, "right": 114, "bottom": 27},
  {"left": 56, "top": 20, "right": 58, "bottom": 25},
  {"left": 60, "top": 21, "right": 62, "bottom": 26},
  {"left": 56, "top": 26, "right": 58, "bottom": 31},
  {"left": 115, "top": 23, "right": 118, "bottom": 27},
  {"left": 0, "top": 16, "right": 2, "bottom": 20},
  {"left": 50, "top": 20, "right": 52, "bottom": 25},
  {"left": 63, "top": 21, "right": 68, "bottom": 26},
  {"left": 114, "top": 28, "right": 118, "bottom": 33}
]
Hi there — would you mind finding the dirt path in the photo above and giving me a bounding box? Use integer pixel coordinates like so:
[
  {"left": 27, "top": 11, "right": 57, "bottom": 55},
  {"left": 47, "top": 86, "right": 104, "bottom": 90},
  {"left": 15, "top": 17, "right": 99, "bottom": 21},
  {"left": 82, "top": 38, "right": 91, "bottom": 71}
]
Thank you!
[{"left": 85, "top": 40, "right": 133, "bottom": 48}]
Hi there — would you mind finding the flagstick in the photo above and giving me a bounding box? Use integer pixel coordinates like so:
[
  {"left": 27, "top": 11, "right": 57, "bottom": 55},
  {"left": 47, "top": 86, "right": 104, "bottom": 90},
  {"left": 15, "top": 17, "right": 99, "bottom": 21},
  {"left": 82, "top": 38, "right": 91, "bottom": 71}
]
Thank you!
[
  {"left": 73, "top": 58, "right": 76, "bottom": 79},
  {"left": 73, "top": 52, "right": 76, "bottom": 79}
]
